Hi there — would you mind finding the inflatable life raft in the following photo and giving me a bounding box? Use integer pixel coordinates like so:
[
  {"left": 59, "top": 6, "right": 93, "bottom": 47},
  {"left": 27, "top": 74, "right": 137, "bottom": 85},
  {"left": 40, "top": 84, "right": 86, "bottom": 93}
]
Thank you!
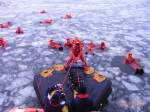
[{"left": 33, "top": 64, "right": 112, "bottom": 111}]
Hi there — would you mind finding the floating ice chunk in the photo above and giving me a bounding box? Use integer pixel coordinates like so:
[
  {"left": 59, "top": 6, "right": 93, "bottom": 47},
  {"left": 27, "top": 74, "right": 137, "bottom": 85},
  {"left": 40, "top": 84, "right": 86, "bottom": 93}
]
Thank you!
[
  {"left": 1, "top": 14, "right": 16, "bottom": 18},
  {"left": 138, "top": 41, "right": 148, "bottom": 46},
  {"left": 124, "top": 35, "right": 142, "bottom": 41},
  {"left": 0, "top": 93, "right": 5, "bottom": 105},
  {"left": 97, "top": 65, "right": 104, "bottom": 71},
  {"left": 21, "top": 53, "right": 27, "bottom": 57},
  {"left": 2, "top": 52, "right": 11, "bottom": 56},
  {"left": 5, "top": 78, "right": 31, "bottom": 90},
  {"left": 128, "top": 75, "right": 142, "bottom": 83},
  {"left": 129, "top": 93, "right": 145, "bottom": 108},
  {"left": 117, "top": 99, "right": 129, "bottom": 108},
  {"left": 13, "top": 48, "right": 24, "bottom": 55},
  {"left": 0, "top": 74, "right": 11, "bottom": 83},
  {"left": 136, "top": 29, "right": 147, "bottom": 35},
  {"left": 122, "top": 24, "right": 130, "bottom": 30},
  {"left": 39, "top": 31, "right": 47, "bottom": 36},
  {"left": 5, "top": 46, "right": 12, "bottom": 50},
  {"left": 19, "top": 86, "right": 34, "bottom": 97},
  {"left": 17, "top": 42, "right": 28, "bottom": 47},
  {"left": 44, "top": 57, "right": 51, "bottom": 62},
  {"left": 42, "top": 50, "right": 53, "bottom": 56},
  {"left": 116, "top": 77, "right": 121, "bottom": 81},
  {"left": 13, "top": 95, "right": 26, "bottom": 105},
  {"left": 122, "top": 81, "right": 139, "bottom": 91},
  {"left": 18, "top": 70, "right": 34, "bottom": 79},
  {"left": 31, "top": 41, "right": 45, "bottom": 47},
  {"left": 36, "top": 48, "right": 43, "bottom": 53},
  {"left": 55, "top": 59, "right": 63, "bottom": 64},
  {"left": 25, "top": 20, "right": 32, "bottom": 24},
  {"left": 23, "top": 58, "right": 33, "bottom": 62},
  {"left": 144, "top": 67, "right": 150, "bottom": 74},
  {"left": 103, "top": 71, "right": 113, "bottom": 79},
  {"left": 109, "top": 46, "right": 126, "bottom": 55},
  {"left": 108, "top": 67, "right": 121, "bottom": 76},
  {"left": 5, "top": 61, "right": 16, "bottom": 67},
  {"left": 18, "top": 64, "right": 28, "bottom": 70},
  {"left": 142, "top": 95, "right": 150, "bottom": 104},
  {"left": 95, "top": 52, "right": 102, "bottom": 57},
  {"left": 2, "top": 56, "right": 13, "bottom": 62}
]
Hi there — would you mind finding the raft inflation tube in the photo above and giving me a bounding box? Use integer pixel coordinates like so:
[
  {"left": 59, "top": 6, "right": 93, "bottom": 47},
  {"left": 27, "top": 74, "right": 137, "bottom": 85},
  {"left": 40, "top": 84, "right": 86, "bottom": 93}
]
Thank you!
[{"left": 33, "top": 64, "right": 112, "bottom": 111}]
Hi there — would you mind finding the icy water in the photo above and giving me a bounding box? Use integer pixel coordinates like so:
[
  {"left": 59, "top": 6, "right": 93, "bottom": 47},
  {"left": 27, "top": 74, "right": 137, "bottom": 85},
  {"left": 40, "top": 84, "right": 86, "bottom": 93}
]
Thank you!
[{"left": 0, "top": 0, "right": 150, "bottom": 112}]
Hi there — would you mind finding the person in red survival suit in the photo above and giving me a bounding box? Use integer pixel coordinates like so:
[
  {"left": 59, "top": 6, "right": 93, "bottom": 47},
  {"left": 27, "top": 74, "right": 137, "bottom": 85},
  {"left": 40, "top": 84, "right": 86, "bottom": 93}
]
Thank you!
[
  {"left": 45, "top": 84, "right": 69, "bottom": 112},
  {"left": 65, "top": 38, "right": 88, "bottom": 71},
  {"left": 70, "top": 86, "right": 93, "bottom": 112},
  {"left": 0, "top": 37, "right": 7, "bottom": 48},
  {"left": 85, "top": 41, "right": 96, "bottom": 55},
  {"left": 48, "top": 39, "right": 63, "bottom": 51},
  {"left": 0, "top": 21, "right": 12, "bottom": 28},
  {"left": 65, "top": 38, "right": 72, "bottom": 48},
  {"left": 125, "top": 52, "right": 144, "bottom": 74}
]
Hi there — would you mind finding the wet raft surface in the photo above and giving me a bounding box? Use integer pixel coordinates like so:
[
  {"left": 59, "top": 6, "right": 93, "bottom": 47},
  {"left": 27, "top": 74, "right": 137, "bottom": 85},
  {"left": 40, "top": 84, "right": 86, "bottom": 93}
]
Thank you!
[
  {"left": 0, "top": 0, "right": 150, "bottom": 112},
  {"left": 33, "top": 65, "right": 112, "bottom": 111}
]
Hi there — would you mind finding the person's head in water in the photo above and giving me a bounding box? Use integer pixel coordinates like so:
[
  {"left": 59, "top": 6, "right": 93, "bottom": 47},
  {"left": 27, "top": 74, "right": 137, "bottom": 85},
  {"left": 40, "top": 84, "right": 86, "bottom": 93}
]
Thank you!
[{"left": 78, "top": 86, "right": 87, "bottom": 94}]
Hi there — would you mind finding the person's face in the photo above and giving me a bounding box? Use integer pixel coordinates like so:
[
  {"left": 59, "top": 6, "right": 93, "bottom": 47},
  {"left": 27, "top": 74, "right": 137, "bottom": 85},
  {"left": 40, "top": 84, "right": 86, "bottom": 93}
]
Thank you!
[
  {"left": 75, "top": 43, "right": 80, "bottom": 49},
  {"left": 129, "top": 53, "right": 132, "bottom": 56}
]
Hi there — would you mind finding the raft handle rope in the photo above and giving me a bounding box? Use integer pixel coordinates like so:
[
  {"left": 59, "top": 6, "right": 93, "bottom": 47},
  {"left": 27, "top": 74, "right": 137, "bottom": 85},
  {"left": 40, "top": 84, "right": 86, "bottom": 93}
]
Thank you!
[{"left": 62, "top": 61, "right": 73, "bottom": 87}]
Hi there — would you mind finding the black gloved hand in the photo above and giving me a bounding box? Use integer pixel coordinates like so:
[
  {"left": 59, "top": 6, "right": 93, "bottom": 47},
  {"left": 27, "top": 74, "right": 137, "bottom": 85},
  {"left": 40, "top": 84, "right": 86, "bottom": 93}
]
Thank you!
[{"left": 60, "top": 92, "right": 65, "bottom": 100}]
